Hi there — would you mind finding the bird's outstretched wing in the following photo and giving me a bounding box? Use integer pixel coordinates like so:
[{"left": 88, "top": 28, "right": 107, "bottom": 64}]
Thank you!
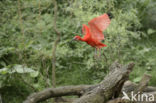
[
  {"left": 82, "top": 24, "right": 89, "bottom": 35},
  {"left": 82, "top": 24, "right": 90, "bottom": 38},
  {"left": 88, "top": 13, "right": 110, "bottom": 41}
]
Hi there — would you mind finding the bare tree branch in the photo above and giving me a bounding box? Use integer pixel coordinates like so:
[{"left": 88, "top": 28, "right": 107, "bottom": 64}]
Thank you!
[{"left": 23, "top": 85, "right": 95, "bottom": 103}]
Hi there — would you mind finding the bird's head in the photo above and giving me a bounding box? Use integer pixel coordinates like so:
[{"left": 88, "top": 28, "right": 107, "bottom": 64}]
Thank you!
[{"left": 73, "top": 36, "right": 81, "bottom": 41}]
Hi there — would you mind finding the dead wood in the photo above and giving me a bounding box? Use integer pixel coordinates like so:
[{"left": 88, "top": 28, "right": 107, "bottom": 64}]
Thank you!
[
  {"left": 116, "top": 74, "right": 155, "bottom": 103},
  {"left": 123, "top": 80, "right": 156, "bottom": 93},
  {"left": 106, "top": 98, "right": 128, "bottom": 103},
  {"left": 136, "top": 74, "right": 151, "bottom": 93},
  {"left": 72, "top": 62, "right": 134, "bottom": 103},
  {"left": 23, "top": 85, "right": 97, "bottom": 103},
  {"left": 23, "top": 62, "right": 135, "bottom": 103}
]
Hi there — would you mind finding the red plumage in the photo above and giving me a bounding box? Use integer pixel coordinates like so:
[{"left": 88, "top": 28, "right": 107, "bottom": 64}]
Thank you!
[{"left": 74, "top": 13, "right": 110, "bottom": 49}]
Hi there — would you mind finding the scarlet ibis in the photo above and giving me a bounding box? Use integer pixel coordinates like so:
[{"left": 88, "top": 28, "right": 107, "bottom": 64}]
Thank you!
[{"left": 73, "top": 13, "right": 111, "bottom": 57}]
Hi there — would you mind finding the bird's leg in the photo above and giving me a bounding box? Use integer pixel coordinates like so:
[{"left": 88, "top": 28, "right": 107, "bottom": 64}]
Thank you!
[
  {"left": 97, "top": 48, "right": 101, "bottom": 59},
  {"left": 99, "top": 48, "right": 101, "bottom": 58},
  {"left": 94, "top": 48, "right": 97, "bottom": 59},
  {"left": 95, "top": 48, "right": 101, "bottom": 59},
  {"left": 103, "top": 50, "right": 108, "bottom": 63}
]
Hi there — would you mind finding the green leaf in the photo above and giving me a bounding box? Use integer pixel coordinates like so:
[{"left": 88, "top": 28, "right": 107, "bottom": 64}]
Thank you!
[
  {"left": 30, "top": 71, "right": 39, "bottom": 78},
  {"left": 147, "top": 29, "right": 156, "bottom": 35},
  {"left": 0, "top": 68, "right": 8, "bottom": 74},
  {"left": 13, "top": 65, "right": 35, "bottom": 73}
]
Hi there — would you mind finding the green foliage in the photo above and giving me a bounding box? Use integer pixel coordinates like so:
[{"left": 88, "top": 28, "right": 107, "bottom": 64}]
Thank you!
[
  {"left": 0, "top": 0, "right": 156, "bottom": 103},
  {"left": 0, "top": 64, "right": 38, "bottom": 88}
]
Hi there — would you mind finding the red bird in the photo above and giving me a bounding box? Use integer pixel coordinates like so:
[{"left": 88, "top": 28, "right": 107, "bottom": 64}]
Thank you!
[{"left": 73, "top": 13, "right": 111, "bottom": 57}]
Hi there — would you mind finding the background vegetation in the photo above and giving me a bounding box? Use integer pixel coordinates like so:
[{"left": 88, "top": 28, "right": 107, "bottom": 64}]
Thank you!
[{"left": 0, "top": 0, "right": 156, "bottom": 103}]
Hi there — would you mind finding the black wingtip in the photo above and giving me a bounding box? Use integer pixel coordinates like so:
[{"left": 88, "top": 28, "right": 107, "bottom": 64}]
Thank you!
[{"left": 107, "top": 12, "right": 113, "bottom": 19}]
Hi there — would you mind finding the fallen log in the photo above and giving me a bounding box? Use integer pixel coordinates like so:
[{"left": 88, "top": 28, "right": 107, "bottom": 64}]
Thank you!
[
  {"left": 23, "top": 85, "right": 98, "bottom": 103},
  {"left": 72, "top": 62, "right": 134, "bottom": 103},
  {"left": 136, "top": 74, "right": 151, "bottom": 92},
  {"left": 107, "top": 91, "right": 156, "bottom": 103},
  {"left": 107, "top": 74, "right": 156, "bottom": 103},
  {"left": 123, "top": 81, "right": 156, "bottom": 93},
  {"left": 23, "top": 62, "right": 134, "bottom": 103}
]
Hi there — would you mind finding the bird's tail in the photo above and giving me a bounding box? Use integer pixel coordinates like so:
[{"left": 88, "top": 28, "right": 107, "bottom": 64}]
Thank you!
[
  {"left": 102, "top": 44, "right": 107, "bottom": 47},
  {"left": 101, "top": 43, "right": 107, "bottom": 47},
  {"left": 97, "top": 43, "right": 106, "bottom": 49}
]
